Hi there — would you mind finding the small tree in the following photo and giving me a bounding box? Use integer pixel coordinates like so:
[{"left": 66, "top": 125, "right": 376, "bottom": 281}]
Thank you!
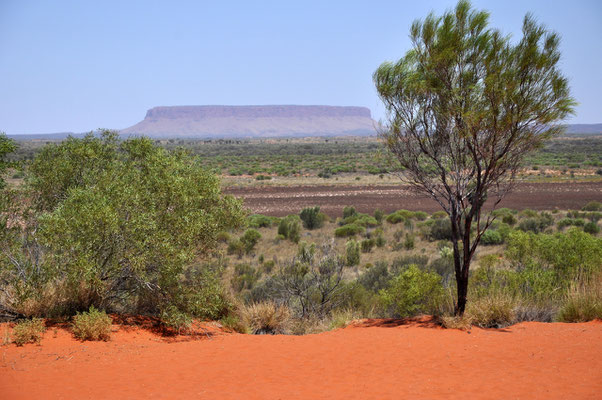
[
  {"left": 374, "top": 1, "right": 575, "bottom": 314},
  {"left": 0, "top": 132, "right": 17, "bottom": 191}
]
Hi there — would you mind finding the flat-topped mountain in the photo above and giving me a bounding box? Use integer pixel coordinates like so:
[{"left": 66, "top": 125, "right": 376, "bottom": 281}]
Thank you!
[{"left": 120, "top": 105, "right": 376, "bottom": 138}]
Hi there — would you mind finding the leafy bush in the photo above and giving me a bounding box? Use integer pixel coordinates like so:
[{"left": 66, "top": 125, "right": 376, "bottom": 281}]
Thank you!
[
  {"left": 160, "top": 305, "right": 193, "bottom": 334},
  {"left": 517, "top": 212, "right": 553, "bottom": 233},
  {"left": 429, "top": 218, "right": 453, "bottom": 240},
  {"left": 12, "top": 318, "right": 45, "bottom": 346},
  {"left": 299, "top": 206, "right": 326, "bottom": 230},
  {"left": 373, "top": 209, "right": 384, "bottom": 224},
  {"left": 390, "top": 255, "right": 429, "bottom": 274},
  {"left": 375, "top": 235, "right": 386, "bottom": 248},
  {"left": 346, "top": 240, "right": 361, "bottom": 266},
  {"left": 379, "top": 265, "right": 445, "bottom": 317},
  {"left": 277, "top": 215, "right": 301, "bottom": 243},
  {"left": 584, "top": 221, "right": 600, "bottom": 235},
  {"left": 502, "top": 214, "right": 517, "bottom": 225},
  {"left": 247, "top": 214, "right": 275, "bottom": 228},
  {"left": 240, "top": 229, "right": 262, "bottom": 254},
  {"left": 241, "top": 302, "right": 291, "bottom": 334},
  {"left": 360, "top": 238, "right": 375, "bottom": 253},
  {"left": 358, "top": 261, "right": 391, "bottom": 292},
  {"left": 71, "top": 306, "right": 112, "bottom": 341},
  {"left": 231, "top": 264, "right": 262, "bottom": 293},
  {"left": 334, "top": 223, "right": 365, "bottom": 237},
  {"left": 481, "top": 229, "right": 503, "bottom": 245},
  {"left": 342, "top": 206, "right": 357, "bottom": 219},
  {"left": 403, "top": 233, "right": 415, "bottom": 250},
  {"left": 582, "top": 201, "right": 602, "bottom": 211},
  {"left": 431, "top": 211, "right": 447, "bottom": 219}
]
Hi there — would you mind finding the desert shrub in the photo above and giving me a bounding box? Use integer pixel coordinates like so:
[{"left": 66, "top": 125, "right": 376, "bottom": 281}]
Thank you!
[
  {"left": 12, "top": 318, "right": 45, "bottom": 346},
  {"left": 429, "top": 256, "right": 454, "bottom": 282},
  {"left": 481, "top": 229, "right": 503, "bottom": 245},
  {"left": 582, "top": 201, "right": 602, "bottom": 211},
  {"left": 231, "top": 264, "right": 262, "bottom": 293},
  {"left": 517, "top": 212, "right": 553, "bottom": 233},
  {"left": 429, "top": 218, "right": 453, "bottom": 241},
  {"left": 299, "top": 206, "right": 326, "bottom": 230},
  {"left": 386, "top": 210, "right": 414, "bottom": 224},
  {"left": 358, "top": 261, "right": 391, "bottom": 292},
  {"left": 334, "top": 223, "right": 365, "bottom": 237},
  {"left": 71, "top": 306, "right": 112, "bottom": 341},
  {"left": 342, "top": 206, "right": 357, "bottom": 219},
  {"left": 227, "top": 239, "right": 245, "bottom": 257},
  {"left": 556, "top": 272, "right": 602, "bottom": 322},
  {"left": 379, "top": 265, "right": 445, "bottom": 317},
  {"left": 375, "top": 234, "right": 386, "bottom": 248},
  {"left": 340, "top": 213, "right": 378, "bottom": 228},
  {"left": 466, "top": 292, "right": 516, "bottom": 328},
  {"left": 241, "top": 302, "right": 291, "bottom": 334},
  {"left": 413, "top": 211, "right": 428, "bottom": 221},
  {"left": 403, "top": 232, "right": 415, "bottom": 250},
  {"left": 346, "top": 240, "right": 361, "bottom": 266},
  {"left": 502, "top": 214, "right": 517, "bottom": 225},
  {"left": 373, "top": 209, "right": 384, "bottom": 224},
  {"left": 160, "top": 305, "right": 192, "bottom": 333},
  {"left": 361, "top": 238, "right": 375, "bottom": 253},
  {"left": 584, "top": 221, "right": 600, "bottom": 235},
  {"left": 278, "top": 215, "right": 301, "bottom": 243},
  {"left": 391, "top": 255, "right": 429, "bottom": 274},
  {"left": 4, "top": 132, "right": 244, "bottom": 319},
  {"left": 247, "top": 214, "right": 274, "bottom": 228},
  {"left": 216, "top": 231, "right": 231, "bottom": 243},
  {"left": 240, "top": 229, "right": 262, "bottom": 254},
  {"left": 431, "top": 211, "right": 447, "bottom": 219},
  {"left": 219, "top": 314, "right": 248, "bottom": 333}
]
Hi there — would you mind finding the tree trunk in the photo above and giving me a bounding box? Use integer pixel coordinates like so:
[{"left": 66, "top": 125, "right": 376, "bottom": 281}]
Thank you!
[{"left": 455, "top": 273, "right": 468, "bottom": 316}]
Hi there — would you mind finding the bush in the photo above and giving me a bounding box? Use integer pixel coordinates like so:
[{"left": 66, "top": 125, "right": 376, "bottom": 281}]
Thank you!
[
  {"left": 358, "top": 261, "right": 391, "bottom": 292},
  {"left": 431, "top": 211, "right": 447, "bottom": 219},
  {"left": 403, "top": 233, "right": 415, "bottom": 250},
  {"left": 247, "top": 214, "right": 274, "bottom": 228},
  {"left": 584, "top": 221, "right": 600, "bottom": 235},
  {"left": 342, "top": 206, "right": 357, "bottom": 219},
  {"left": 71, "top": 306, "right": 112, "bottom": 341},
  {"left": 300, "top": 206, "right": 326, "bottom": 230},
  {"left": 373, "top": 209, "right": 384, "bottom": 224},
  {"left": 502, "top": 214, "right": 517, "bottom": 225},
  {"left": 481, "top": 229, "right": 503, "bottom": 245},
  {"left": 582, "top": 201, "right": 602, "bottom": 212},
  {"left": 346, "top": 240, "right": 361, "bottom": 266},
  {"left": 160, "top": 305, "right": 192, "bottom": 334},
  {"left": 227, "top": 239, "right": 245, "bottom": 257},
  {"left": 375, "top": 235, "right": 386, "bottom": 248},
  {"left": 429, "top": 218, "right": 453, "bottom": 240},
  {"left": 278, "top": 215, "right": 301, "bottom": 243},
  {"left": 361, "top": 238, "right": 375, "bottom": 253},
  {"left": 231, "top": 264, "right": 262, "bottom": 293},
  {"left": 557, "top": 275, "right": 602, "bottom": 322},
  {"left": 12, "top": 318, "right": 45, "bottom": 346},
  {"left": 379, "top": 265, "right": 445, "bottom": 317},
  {"left": 334, "top": 223, "right": 365, "bottom": 237},
  {"left": 240, "top": 229, "right": 262, "bottom": 254},
  {"left": 517, "top": 212, "right": 553, "bottom": 233},
  {"left": 391, "top": 255, "right": 429, "bottom": 274},
  {"left": 241, "top": 302, "right": 291, "bottom": 334},
  {"left": 465, "top": 292, "right": 516, "bottom": 328}
]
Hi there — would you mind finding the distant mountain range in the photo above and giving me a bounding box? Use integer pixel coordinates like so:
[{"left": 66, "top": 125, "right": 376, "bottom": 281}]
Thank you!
[{"left": 7, "top": 106, "right": 602, "bottom": 139}]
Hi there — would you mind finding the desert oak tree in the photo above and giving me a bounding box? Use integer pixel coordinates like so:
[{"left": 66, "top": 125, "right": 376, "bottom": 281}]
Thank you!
[{"left": 373, "top": 1, "right": 575, "bottom": 314}]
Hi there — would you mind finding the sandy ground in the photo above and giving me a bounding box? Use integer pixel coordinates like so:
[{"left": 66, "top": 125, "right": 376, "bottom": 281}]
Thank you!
[
  {"left": 225, "top": 181, "right": 602, "bottom": 216},
  {"left": 1, "top": 318, "right": 601, "bottom": 399}
]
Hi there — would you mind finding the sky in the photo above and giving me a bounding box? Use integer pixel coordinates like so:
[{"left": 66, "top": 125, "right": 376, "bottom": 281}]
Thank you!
[{"left": 1, "top": 0, "right": 601, "bottom": 134}]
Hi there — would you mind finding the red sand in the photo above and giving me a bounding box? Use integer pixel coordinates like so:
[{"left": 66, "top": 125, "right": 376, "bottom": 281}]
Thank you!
[{"left": 1, "top": 318, "right": 601, "bottom": 399}]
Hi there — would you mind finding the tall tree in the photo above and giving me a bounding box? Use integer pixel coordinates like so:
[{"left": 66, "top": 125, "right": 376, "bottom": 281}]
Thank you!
[{"left": 373, "top": 0, "right": 575, "bottom": 315}]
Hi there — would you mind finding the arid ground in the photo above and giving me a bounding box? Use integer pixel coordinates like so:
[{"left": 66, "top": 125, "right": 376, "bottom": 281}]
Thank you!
[
  {"left": 1, "top": 318, "right": 601, "bottom": 399},
  {"left": 226, "top": 181, "right": 602, "bottom": 216}
]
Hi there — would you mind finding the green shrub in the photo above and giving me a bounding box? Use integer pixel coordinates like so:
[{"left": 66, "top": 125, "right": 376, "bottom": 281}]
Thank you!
[
  {"left": 247, "top": 214, "right": 274, "bottom": 228},
  {"left": 13, "top": 318, "right": 45, "bottom": 346},
  {"left": 231, "top": 264, "right": 262, "bottom": 292},
  {"left": 403, "top": 233, "right": 415, "bottom": 250},
  {"left": 374, "top": 209, "right": 384, "bottom": 224},
  {"left": 379, "top": 265, "right": 445, "bottom": 317},
  {"left": 502, "top": 214, "right": 517, "bottom": 225},
  {"left": 71, "top": 306, "right": 112, "bottom": 341},
  {"left": 481, "top": 229, "right": 503, "bottom": 245},
  {"left": 431, "top": 211, "right": 447, "bottom": 219},
  {"left": 429, "top": 218, "right": 453, "bottom": 240},
  {"left": 582, "top": 201, "right": 602, "bottom": 212},
  {"left": 391, "top": 255, "right": 429, "bottom": 274},
  {"left": 375, "top": 235, "right": 386, "bottom": 248},
  {"left": 227, "top": 239, "right": 245, "bottom": 257},
  {"left": 557, "top": 277, "right": 602, "bottom": 322},
  {"left": 300, "top": 206, "right": 326, "bottom": 230},
  {"left": 240, "top": 229, "right": 262, "bottom": 254},
  {"left": 517, "top": 212, "right": 553, "bottom": 233},
  {"left": 160, "top": 305, "right": 192, "bottom": 334},
  {"left": 361, "top": 238, "right": 375, "bottom": 253},
  {"left": 278, "top": 215, "right": 301, "bottom": 243},
  {"left": 584, "top": 221, "right": 600, "bottom": 235},
  {"left": 346, "top": 240, "right": 361, "bottom": 266},
  {"left": 358, "top": 261, "right": 391, "bottom": 292},
  {"left": 334, "top": 224, "right": 365, "bottom": 237},
  {"left": 343, "top": 206, "right": 357, "bottom": 219}
]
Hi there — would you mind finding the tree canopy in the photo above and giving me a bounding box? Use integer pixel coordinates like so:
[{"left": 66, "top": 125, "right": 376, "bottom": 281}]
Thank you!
[{"left": 374, "top": 0, "right": 575, "bottom": 314}]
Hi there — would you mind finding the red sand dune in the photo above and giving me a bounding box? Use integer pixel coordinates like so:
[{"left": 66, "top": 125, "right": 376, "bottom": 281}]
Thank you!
[{"left": 1, "top": 317, "right": 601, "bottom": 399}]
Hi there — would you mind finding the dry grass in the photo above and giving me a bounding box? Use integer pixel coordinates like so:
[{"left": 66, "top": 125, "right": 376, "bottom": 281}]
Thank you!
[
  {"left": 466, "top": 292, "right": 516, "bottom": 328},
  {"left": 557, "top": 274, "right": 602, "bottom": 322},
  {"left": 440, "top": 315, "right": 473, "bottom": 330},
  {"left": 241, "top": 302, "right": 291, "bottom": 334},
  {"left": 71, "top": 307, "right": 112, "bottom": 341},
  {"left": 12, "top": 318, "right": 46, "bottom": 346}
]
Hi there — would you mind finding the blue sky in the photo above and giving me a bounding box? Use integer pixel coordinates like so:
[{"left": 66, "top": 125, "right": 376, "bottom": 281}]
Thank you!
[{"left": 1, "top": 0, "right": 601, "bottom": 134}]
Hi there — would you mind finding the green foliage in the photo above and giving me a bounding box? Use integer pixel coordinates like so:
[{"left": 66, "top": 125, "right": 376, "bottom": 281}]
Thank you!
[
  {"left": 334, "top": 224, "right": 365, "bottom": 237},
  {"left": 231, "top": 264, "right": 262, "bottom": 293},
  {"left": 340, "top": 213, "right": 379, "bottom": 228},
  {"left": 0, "top": 132, "right": 17, "bottom": 190},
  {"left": 240, "top": 229, "right": 262, "bottom": 254},
  {"left": 342, "top": 206, "right": 357, "bottom": 219},
  {"left": 71, "top": 306, "right": 112, "bottom": 341},
  {"left": 12, "top": 318, "right": 45, "bottom": 346},
  {"left": 390, "top": 255, "right": 429, "bottom": 274},
  {"left": 517, "top": 212, "right": 554, "bottom": 233},
  {"left": 403, "top": 232, "right": 415, "bottom": 250},
  {"left": 247, "top": 214, "right": 275, "bottom": 228},
  {"left": 584, "top": 222, "right": 600, "bottom": 235},
  {"left": 373, "top": 209, "right": 384, "bottom": 224},
  {"left": 360, "top": 238, "right": 375, "bottom": 253},
  {"left": 345, "top": 240, "right": 361, "bottom": 266},
  {"left": 582, "top": 201, "right": 602, "bottom": 212},
  {"left": 277, "top": 215, "right": 302, "bottom": 243},
  {"left": 358, "top": 261, "right": 391, "bottom": 292},
  {"left": 379, "top": 265, "right": 445, "bottom": 317},
  {"left": 481, "top": 229, "right": 503, "bottom": 245},
  {"left": 299, "top": 206, "right": 326, "bottom": 230},
  {"left": 429, "top": 218, "right": 453, "bottom": 241},
  {"left": 160, "top": 305, "right": 193, "bottom": 333}
]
